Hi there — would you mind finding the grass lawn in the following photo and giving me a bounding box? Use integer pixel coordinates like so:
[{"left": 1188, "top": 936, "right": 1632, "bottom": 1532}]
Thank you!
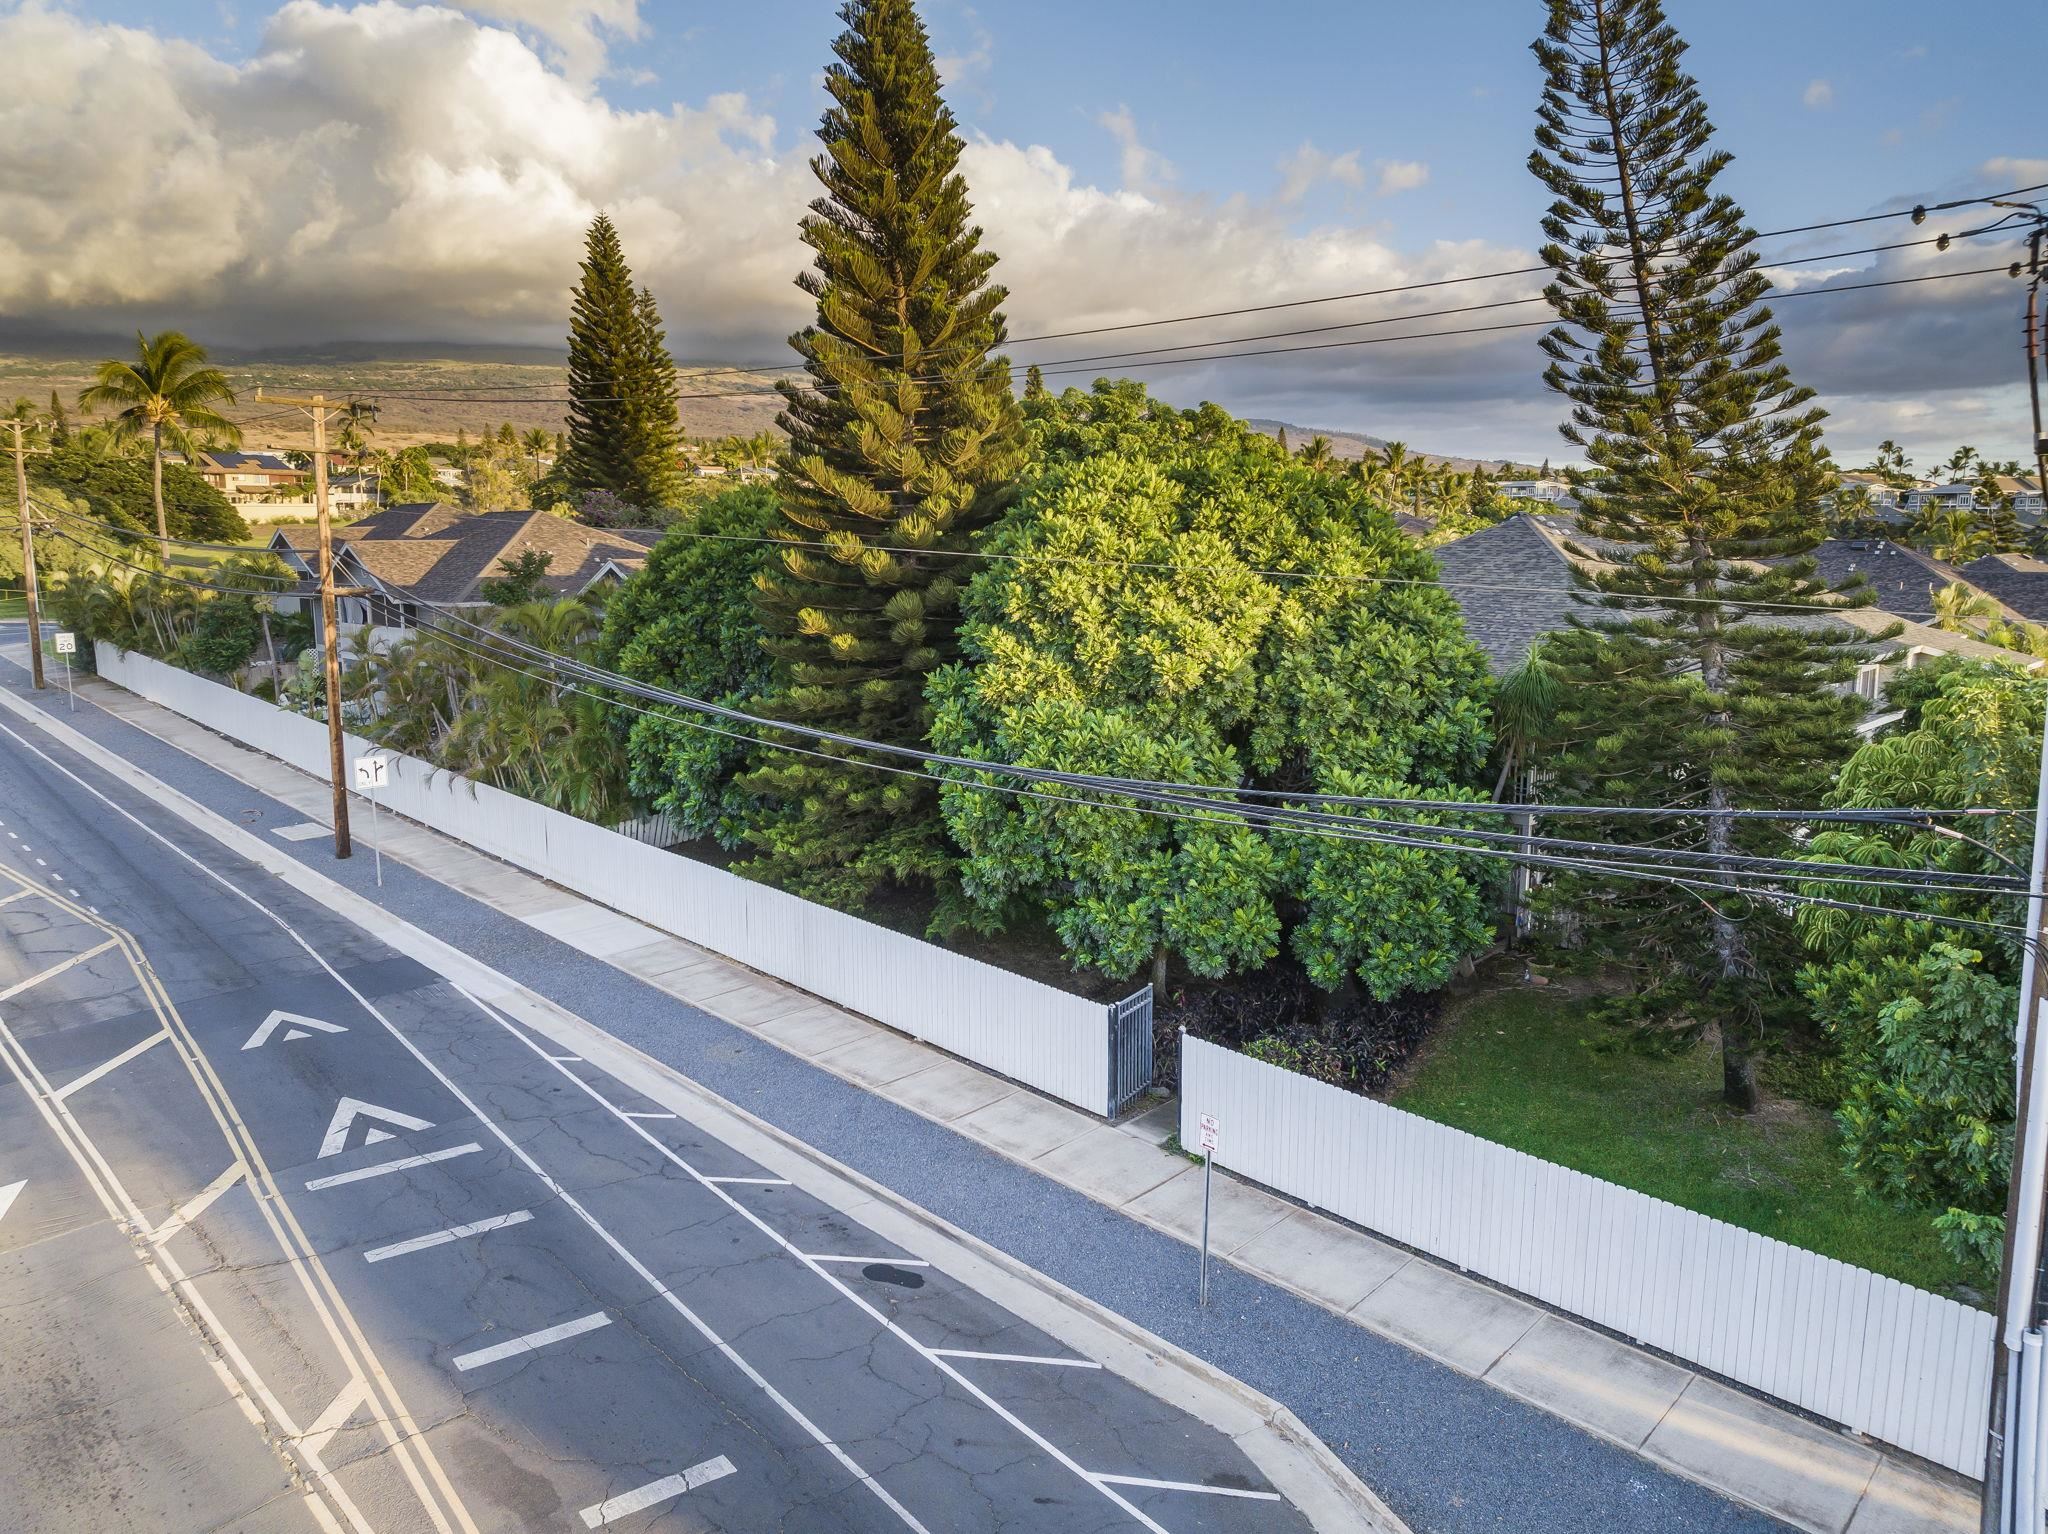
[{"left": 1391, "top": 979, "right": 1978, "bottom": 1301}]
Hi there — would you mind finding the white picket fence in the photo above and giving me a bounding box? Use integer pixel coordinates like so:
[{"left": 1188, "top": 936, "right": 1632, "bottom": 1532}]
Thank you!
[
  {"left": 1180, "top": 1034, "right": 1995, "bottom": 1475},
  {"left": 97, "top": 645, "right": 1126, "bottom": 1114}
]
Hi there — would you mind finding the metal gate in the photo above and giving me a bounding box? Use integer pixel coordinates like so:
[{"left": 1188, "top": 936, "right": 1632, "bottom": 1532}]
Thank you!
[{"left": 1107, "top": 985, "right": 1155, "bottom": 1116}]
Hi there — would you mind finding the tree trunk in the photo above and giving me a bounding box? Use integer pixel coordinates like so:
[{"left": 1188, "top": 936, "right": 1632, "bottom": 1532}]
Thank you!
[
  {"left": 151, "top": 421, "right": 168, "bottom": 562},
  {"left": 1151, "top": 944, "right": 1168, "bottom": 996}
]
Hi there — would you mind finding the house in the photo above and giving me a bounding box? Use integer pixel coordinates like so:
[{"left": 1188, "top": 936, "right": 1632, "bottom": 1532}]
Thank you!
[
  {"left": 1985, "top": 475, "right": 2047, "bottom": 518},
  {"left": 1901, "top": 481, "right": 1981, "bottom": 515},
  {"left": 326, "top": 472, "right": 384, "bottom": 513},
  {"left": 1429, "top": 512, "right": 2037, "bottom": 679},
  {"left": 266, "top": 503, "right": 662, "bottom": 631},
  {"left": 195, "top": 450, "right": 306, "bottom": 502},
  {"left": 1497, "top": 478, "right": 1575, "bottom": 504},
  {"left": 1827, "top": 472, "right": 1907, "bottom": 514}
]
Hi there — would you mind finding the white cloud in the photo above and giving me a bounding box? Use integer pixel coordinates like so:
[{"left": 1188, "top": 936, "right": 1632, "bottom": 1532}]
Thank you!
[
  {"left": 1375, "top": 159, "right": 1430, "bottom": 195},
  {"left": 1276, "top": 142, "right": 1365, "bottom": 205},
  {"left": 1802, "top": 78, "right": 1833, "bottom": 109},
  {"left": 422, "top": 0, "right": 641, "bottom": 81},
  {"left": 0, "top": 1, "right": 2031, "bottom": 466},
  {"left": 1097, "top": 104, "right": 1175, "bottom": 194},
  {"left": 1982, "top": 156, "right": 2048, "bottom": 186}
]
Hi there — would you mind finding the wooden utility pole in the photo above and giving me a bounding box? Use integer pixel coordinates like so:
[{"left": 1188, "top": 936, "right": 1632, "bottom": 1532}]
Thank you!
[
  {"left": 8, "top": 418, "right": 45, "bottom": 690},
  {"left": 256, "top": 389, "right": 351, "bottom": 858}
]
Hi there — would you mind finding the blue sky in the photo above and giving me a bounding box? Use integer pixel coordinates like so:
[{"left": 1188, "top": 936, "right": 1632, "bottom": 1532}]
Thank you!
[{"left": 3, "top": 0, "right": 2039, "bottom": 461}]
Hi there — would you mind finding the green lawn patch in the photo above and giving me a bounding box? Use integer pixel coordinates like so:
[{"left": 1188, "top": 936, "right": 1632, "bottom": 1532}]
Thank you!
[{"left": 1391, "top": 982, "right": 1977, "bottom": 1301}]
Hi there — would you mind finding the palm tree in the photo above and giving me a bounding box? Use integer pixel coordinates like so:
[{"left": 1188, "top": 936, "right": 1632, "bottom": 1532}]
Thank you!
[
  {"left": 1352, "top": 458, "right": 1393, "bottom": 502},
  {"left": 1298, "top": 434, "right": 1335, "bottom": 473},
  {"left": 1931, "top": 580, "right": 2001, "bottom": 635},
  {"left": 1929, "top": 510, "right": 1990, "bottom": 566},
  {"left": 77, "top": 331, "right": 240, "bottom": 558},
  {"left": 521, "top": 427, "right": 552, "bottom": 482}
]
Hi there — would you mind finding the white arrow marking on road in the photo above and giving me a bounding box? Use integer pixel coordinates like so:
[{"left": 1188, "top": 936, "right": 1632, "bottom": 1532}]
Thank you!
[
  {"left": 579, "top": 1456, "right": 737, "bottom": 1527},
  {"left": 318, "top": 1097, "right": 434, "bottom": 1158},
  {"left": 0, "top": 1179, "right": 23, "bottom": 1227},
  {"left": 242, "top": 1010, "right": 349, "bottom": 1051}
]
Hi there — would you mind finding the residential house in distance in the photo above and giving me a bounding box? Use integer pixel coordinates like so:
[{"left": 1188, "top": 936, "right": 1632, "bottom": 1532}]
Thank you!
[
  {"left": 1827, "top": 471, "right": 1907, "bottom": 516},
  {"left": 266, "top": 503, "right": 662, "bottom": 633},
  {"left": 1430, "top": 512, "right": 2038, "bottom": 700},
  {"left": 194, "top": 450, "right": 306, "bottom": 503},
  {"left": 1496, "top": 478, "right": 1576, "bottom": 504}
]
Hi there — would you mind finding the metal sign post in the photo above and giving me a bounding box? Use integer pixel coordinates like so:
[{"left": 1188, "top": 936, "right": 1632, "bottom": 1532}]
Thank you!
[
  {"left": 1197, "top": 1112, "right": 1219, "bottom": 1307},
  {"left": 351, "top": 754, "right": 389, "bottom": 887},
  {"left": 53, "top": 632, "right": 75, "bottom": 712}
]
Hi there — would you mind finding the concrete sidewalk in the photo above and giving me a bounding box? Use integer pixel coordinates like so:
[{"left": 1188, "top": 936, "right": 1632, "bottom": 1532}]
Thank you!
[{"left": 43, "top": 657, "right": 1978, "bottom": 1534}]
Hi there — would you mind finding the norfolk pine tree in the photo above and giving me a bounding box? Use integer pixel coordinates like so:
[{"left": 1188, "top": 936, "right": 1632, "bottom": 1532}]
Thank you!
[
  {"left": 744, "top": 0, "right": 1027, "bottom": 906},
  {"left": 1527, "top": 0, "right": 1869, "bottom": 1110},
  {"left": 562, "top": 215, "right": 683, "bottom": 513}
]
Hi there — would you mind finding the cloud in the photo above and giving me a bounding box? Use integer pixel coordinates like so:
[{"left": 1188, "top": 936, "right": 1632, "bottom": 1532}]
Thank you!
[
  {"left": 1802, "top": 78, "right": 1833, "bottom": 109},
  {"left": 1276, "top": 143, "right": 1365, "bottom": 205},
  {"left": 1375, "top": 159, "right": 1430, "bottom": 195},
  {"left": 1097, "top": 104, "right": 1175, "bottom": 194},
  {"left": 423, "top": 0, "right": 642, "bottom": 81},
  {"left": 1982, "top": 156, "right": 2048, "bottom": 186},
  {"left": 0, "top": 1, "right": 2030, "bottom": 467}
]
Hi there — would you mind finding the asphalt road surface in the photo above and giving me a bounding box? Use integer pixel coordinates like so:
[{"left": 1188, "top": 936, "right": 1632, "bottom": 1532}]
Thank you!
[{"left": 0, "top": 712, "right": 1316, "bottom": 1534}]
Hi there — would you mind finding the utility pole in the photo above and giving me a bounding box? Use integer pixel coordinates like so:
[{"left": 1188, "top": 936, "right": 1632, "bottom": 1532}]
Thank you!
[
  {"left": 255, "top": 389, "right": 351, "bottom": 859},
  {"left": 2022, "top": 227, "right": 2048, "bottom": 515},
  {"left": 8, "top": 417, "right": 45, "bottom": 690}
]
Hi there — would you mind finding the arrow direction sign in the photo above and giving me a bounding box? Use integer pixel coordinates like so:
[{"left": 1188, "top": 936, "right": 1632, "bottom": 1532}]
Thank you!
[
  {"left": 0, "top": 1180, "right": 23, "bottom": 1228},
  {"left": 319, "top": 1098, "right": 434, "bottom": 1159},
  {"left": 242, "top": 1011, "right": 349, "bottom": 1051}
]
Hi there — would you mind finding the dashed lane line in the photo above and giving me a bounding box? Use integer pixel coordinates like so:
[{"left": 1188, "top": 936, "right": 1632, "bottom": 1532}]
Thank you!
[
  {"left": 452, "top": 1311, "right": 611, "bottom": 1372},
  {"left": 363, "top": 1210, "right": 533, "bottom": 1264},
  {"left": 1094, "top": 1472, "right": 1284, "bottom": 1503},
  {"left": 579, "top": 1455, "right": 737, "bottom": 1528},
  {"left": 304, "top": 1143, "right": 483, "bottom": 1191}
]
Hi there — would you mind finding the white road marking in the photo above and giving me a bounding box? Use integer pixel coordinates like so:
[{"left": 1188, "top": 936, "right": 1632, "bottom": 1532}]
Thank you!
[
  {"left": 930, "top": 1349, "right": 1102, "bottom": 1369},
  {"left": 297, "top": 1379, "right": 372, "bottom": 1458},
  {"left": 305, "top": 1143, "right": 481, "bottom": 1190},
  {"left": 33, "top": 857, "right": 46, "bottom": 866},
  {"left": 802, "top": 1254, "right": 931, "bottom": 1268},
  {"left": 1091, "top": 1472, "right": 1282, "bottom": 1502},
  {"left": 65, "top": 889, "right": 79, "bottom": 898},
  {"left": 0, "top": 1178, "right": 23, "bottom": 1226},
  {"left": 243, "top": 1010, "right": 348, "bottom": 1050},
  {"left": 451, "top": 1311, "right": 609, "bottom": 1372},
  {"left": 0, "top": 936, "right": 119, "bottom": 1000},
  {"left": 702, "top": 1175, "right": 788, "bottom": 1185},
  {"left": 578, "top": 1456, "right": 737, "bottom": 1528},
  {"left": 273, "top": 822, "right": 330, "bottom": 842},
  {"left": 620, "top": 1110, "right": 678, "bottom": 1120},
  {"left": 318, "top": 1096, "right": 434, "bottom": 1157},
  {"left": 0, "top": 889, "right": 26, "bottom": 908},
  {"left": 544, "top": 1053, "right": 582, "bottom": 1063},
  {"left": 363, "top": 1210, "right": 532, "bottom": 1263},
  {"left": 151, "top": 1162, "right": 246, "bottom": 1246},
  {"left": 53, "top": 1026, "right": 168, "bottom": 1100}
]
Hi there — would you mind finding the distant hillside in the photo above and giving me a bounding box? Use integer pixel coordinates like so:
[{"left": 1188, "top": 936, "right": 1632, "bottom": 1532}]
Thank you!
[
  {"left": 1244, "top": 418, "right": 1532, "bottom": 475},
  {"left": 0, "top": 353, "right": 785, "bottom": 452}
]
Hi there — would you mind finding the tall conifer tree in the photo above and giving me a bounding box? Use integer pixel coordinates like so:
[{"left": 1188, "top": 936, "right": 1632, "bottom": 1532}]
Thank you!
[
  {"left": 1525, "top": 0, "right": 1868, "bottom": 1109},
  {"left": 563, "top": 215, "right": 683, "bottom": 514},
  {"left": 744, "top": 0, "right": 1026, "bottom": 906}
]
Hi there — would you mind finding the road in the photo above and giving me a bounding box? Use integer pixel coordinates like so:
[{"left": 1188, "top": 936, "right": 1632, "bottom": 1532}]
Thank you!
[{"left": 0, "top": 706, "right": 1317, "bottom": 1533}]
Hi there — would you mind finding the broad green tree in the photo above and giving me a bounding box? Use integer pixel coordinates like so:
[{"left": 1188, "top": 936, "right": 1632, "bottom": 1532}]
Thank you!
[
  {"left": 562, "top": 215, "right": 683, "bottom": 514},
  {"left": 1797, "top": 665, "right": 2041, "bottom": 1277},
  {"left": 744, "top": 0, "right": 1027, "bottom": 907},
  {"left": 929, "top": 382, "right": 1497, "bottom": 997},
  {"left": 600, "top": 485, "right": 781, "bottom": 847},
  {"left": 1526, "top": 0, "right": 1864, "bottom": 1108},
  {"left": 77, "top": 331, "right": 241, "bottom": 558}
]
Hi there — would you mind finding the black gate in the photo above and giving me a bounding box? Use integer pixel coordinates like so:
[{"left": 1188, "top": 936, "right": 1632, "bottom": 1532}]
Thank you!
[{"left": 1107, "top": 985, "right": 1155, "bottom": 1116}]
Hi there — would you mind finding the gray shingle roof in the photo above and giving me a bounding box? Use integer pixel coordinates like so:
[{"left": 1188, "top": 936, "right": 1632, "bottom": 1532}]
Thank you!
[
  {"left": 1960, "top": 554, "right": 2048, "bottom": 621},
  {"left": 1430, "top": 515, "right": 1581, "bottom": 672},
  {"left": 1805, "top": 539, "right": 1976, "bottom": 625}
]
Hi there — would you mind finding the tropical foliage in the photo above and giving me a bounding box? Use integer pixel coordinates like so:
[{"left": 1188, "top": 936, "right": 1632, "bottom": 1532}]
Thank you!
[
  {"left": 1796, "top": 665, "right": 2042, "bottom": 1276},
  {"left": 77, "top": 331, "right": 242, "bottom": 553},
  {"left": 561, "top": 215, "right": 685, "bottom": 516},
  {"left": 928, "top": 382, "right": 1498, "bottom": 996}
]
